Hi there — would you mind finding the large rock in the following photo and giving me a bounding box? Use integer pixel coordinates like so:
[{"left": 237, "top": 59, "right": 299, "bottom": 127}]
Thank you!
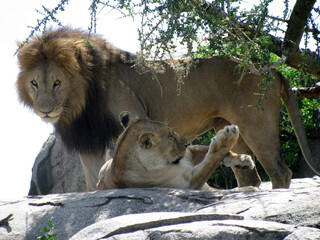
[
  {"left": 28, "top": 134, "right": 86, "bottom": 195},
  {"left": 1, "top": 177, "right": 320, "bottom": 240}
]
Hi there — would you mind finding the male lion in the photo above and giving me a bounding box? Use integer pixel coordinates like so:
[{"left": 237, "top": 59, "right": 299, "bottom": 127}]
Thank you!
[
  {"left": 96, "top": 112, "right": 254, "bottom": 190},
  {"left": 16, "top": 27, "right": 319, "bottom": 190}
]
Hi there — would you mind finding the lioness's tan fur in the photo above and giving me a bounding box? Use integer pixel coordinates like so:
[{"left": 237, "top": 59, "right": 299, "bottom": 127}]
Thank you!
[
  {"left": 97, "top": 114, "right": 254, "bottom": 190},
  {"left": 16, "top": 27, "right": 318, "bottom": 190}
]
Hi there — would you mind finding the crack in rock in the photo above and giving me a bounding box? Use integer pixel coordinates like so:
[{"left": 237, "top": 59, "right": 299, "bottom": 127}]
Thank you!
[
  {"left": 89, "top": 195, "right": 153, "bottom": 207},
  {"left": 101, "top": 214, "right": 243, "bottom": 239},
  {"left": 29, "top": 201, "right": 64, "bottom": 207}
]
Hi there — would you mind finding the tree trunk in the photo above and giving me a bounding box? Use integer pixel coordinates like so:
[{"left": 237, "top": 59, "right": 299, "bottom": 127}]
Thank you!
[{"left": 283, "top": 0, "right": 320, "bottom": 78}]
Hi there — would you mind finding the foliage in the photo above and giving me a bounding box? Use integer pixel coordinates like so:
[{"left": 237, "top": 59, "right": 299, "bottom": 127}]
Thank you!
[
  {"left": 24, "top": 1, "right": 319, "bottom": 72},
  {"left": 20, "top": 0, "right": 68, "bottom": 49},
  {"left": 36, "top": 217, "right": 56, "bottom": 240}
]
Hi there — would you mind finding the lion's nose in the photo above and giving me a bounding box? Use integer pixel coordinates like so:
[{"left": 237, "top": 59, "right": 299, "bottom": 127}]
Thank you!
[{"left": 38, "top": 107, "right": 54, "bottom": 115}]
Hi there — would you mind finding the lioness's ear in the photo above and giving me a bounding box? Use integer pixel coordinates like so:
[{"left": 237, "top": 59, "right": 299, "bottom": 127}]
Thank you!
[
  {"left": 119, "top": 111, "right": 139, "bottom": 128},
  {"left": 138, "top": 133, "right": 159, "bottom": 149}
]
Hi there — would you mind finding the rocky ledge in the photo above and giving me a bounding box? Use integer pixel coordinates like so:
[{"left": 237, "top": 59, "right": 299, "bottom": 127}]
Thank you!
[{"left": 1, "top": 177, "right": 320, "bottom": 240}]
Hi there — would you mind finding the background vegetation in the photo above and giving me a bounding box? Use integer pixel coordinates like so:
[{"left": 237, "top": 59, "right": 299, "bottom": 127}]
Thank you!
[{"left": 26, "top": 0, "right": 320, "bottom": 188}]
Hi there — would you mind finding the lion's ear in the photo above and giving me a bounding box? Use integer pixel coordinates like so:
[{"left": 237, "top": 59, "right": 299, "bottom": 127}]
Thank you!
[
  {"left": 119, "top": 111, "right": 139, "bottom": 128},
  {"left": 138, "top": 133, "right": 159, "bottom": 149}
]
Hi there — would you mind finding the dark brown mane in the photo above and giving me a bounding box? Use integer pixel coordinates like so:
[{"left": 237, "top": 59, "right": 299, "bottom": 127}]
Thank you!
[
  {"left": 17, "top": 27, "right": 137, "bottom": 155},
  {"left": 18, "top": 27, "right": 136, "bottom": 70}
]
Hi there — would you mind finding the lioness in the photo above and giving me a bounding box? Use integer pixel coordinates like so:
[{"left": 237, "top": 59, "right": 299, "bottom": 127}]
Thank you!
[
  {"left": 16, "top": 27, "right": 319, "bottom": 190},
  {"left": 96, "top": 112, "right": 254, "bottom": 190}
]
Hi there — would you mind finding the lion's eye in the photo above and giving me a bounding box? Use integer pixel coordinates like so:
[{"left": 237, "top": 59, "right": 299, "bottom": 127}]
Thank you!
[
  {"left": 53, "top": 80, "right": 61, "bottom": 89},
  {"left": 30, "top": 80, "right": 38, "bottom": 88}
]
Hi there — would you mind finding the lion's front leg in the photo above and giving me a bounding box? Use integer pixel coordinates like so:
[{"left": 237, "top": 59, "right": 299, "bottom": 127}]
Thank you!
[
  {"left": 190, "top": 125, "right": 240, "bottom": 189},
  {"left": 79, "top": 153, "right": 107, "bottom": 191}
]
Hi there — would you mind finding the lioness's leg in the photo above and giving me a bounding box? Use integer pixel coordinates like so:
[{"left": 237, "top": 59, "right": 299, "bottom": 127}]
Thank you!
[
  {"left": 186, "top": 145, "right": 209, "bottom": 165},
  {"left": 213, "top": 118, "right": 262, "bottom": 187},
  {"left": 79, "top": 153, "right": 107, "bottom": 191},
  {"left": 190, "top": 125, "right": 239, "bottom": 189},
  {"left": 222, "top": 151, "right": 254, "bottom": 170}
]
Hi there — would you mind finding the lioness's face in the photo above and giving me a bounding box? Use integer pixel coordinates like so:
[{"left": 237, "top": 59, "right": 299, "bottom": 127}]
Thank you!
[
  {"left": 18, "top": 61, "right": 86, "bottom": 124},
  {"left": 138, "top": 123, "right": 188, "bottom": 165}
]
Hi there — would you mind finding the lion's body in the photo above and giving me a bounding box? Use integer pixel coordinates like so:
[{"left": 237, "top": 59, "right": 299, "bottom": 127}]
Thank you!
[
  {"left": 97, "top": 116, "right": 253, "bottom": 190},
  {"left": 17, "top": 27, "right": 318, "bottom": 190}
]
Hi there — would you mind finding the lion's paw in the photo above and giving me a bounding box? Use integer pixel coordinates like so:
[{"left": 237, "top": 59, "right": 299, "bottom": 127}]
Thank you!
[{"left": 223, "top": 154, "right": 255, "bottom": 170}]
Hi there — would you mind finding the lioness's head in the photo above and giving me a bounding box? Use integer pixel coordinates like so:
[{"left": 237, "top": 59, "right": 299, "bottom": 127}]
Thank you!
[
  {"left": 112, "top": 112, "right": 188, "bottom": 186},
  {"left": 119, "top": 112, "right": 188, "bottom": 165},
  {"left": 16, "top": 30, "right": 89, "bottom": 124}
]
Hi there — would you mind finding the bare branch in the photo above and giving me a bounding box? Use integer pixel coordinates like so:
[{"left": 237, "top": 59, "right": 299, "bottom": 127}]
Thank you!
[
  {"left": 292, "top": 83, "right": 320, "bottom": 98},
  {"left": 237, "top": 14, "right": 289, "bottom": 23}
]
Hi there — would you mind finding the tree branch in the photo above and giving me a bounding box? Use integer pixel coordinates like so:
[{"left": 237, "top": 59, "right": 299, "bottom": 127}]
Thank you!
[
  {"left": 292, "top": 83, "right": 320, "bottom": 98},
  {"left": 195, "top": 0, "right": 320, "bottom": 79}
]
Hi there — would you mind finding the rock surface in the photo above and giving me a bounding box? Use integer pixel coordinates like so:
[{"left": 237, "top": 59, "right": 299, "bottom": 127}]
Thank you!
[{"left": 1, "top": 177, "right": 320, "bottom": 240}]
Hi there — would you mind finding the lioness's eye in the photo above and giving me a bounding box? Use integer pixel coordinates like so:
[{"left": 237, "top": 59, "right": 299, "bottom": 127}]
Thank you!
[
  {"left": 30, "top": 80, "right": 38, "bottom": 88},
  {"left": 53, "top": 80, "right": 61, "bottom": 89}
]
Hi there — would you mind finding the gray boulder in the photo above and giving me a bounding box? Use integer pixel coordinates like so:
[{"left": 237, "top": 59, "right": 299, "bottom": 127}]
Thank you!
[
  {"left": 71, "top": 213, "right": 320, "bottom": 240},
  {"left": 28, "top": 134, "right": 86, "bottom": 195},
  {"left": 1, "top": 177, "right": 320, "bottom": 240}
]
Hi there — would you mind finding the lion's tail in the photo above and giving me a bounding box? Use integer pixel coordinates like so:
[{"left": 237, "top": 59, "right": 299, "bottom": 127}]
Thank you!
[{"left": 273, "top": 69, "right": 320, "bottom": 175}]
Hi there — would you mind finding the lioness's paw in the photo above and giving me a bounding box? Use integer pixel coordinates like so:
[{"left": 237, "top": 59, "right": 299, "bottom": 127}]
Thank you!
[
  {"left": 223, "top": 154, "right": 255, "bottom": 170},
  {"left": 211, "top": 125, "right": 239, "bottom": 145},
  {"left": 222, "top": 125, "right": 239, "bottom": 135}
]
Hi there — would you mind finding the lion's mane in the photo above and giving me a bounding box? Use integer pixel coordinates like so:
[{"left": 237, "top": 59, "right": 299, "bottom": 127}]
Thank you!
[{"left": 17, "top": 27, "right": 135, "bottom": 154}]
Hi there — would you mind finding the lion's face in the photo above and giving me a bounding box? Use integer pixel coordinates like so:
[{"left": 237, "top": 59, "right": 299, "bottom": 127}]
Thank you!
[{"left": 17, "top": 61, "right": 87, "bottom": 124}]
